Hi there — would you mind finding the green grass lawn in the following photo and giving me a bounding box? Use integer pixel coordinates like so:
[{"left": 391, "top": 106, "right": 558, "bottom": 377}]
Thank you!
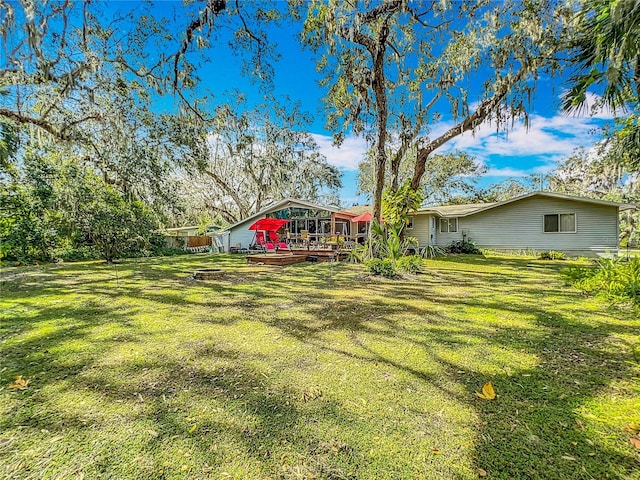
[{"left": 1, "top": 254, "right": 639, "bottom": 479}]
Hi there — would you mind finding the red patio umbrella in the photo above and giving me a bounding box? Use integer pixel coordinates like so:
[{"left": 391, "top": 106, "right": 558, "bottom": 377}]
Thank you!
[
  {"left": 248, "top": 218, "right": 289, "bottom": 231},
  {"left": 351, "top": 212, "right": 373, "bottom": 223}
]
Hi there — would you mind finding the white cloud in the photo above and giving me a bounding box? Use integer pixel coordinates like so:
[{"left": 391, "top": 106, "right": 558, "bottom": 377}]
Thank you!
[
  {"left": 531, "top": 162, "right": 558, "bottom": 174},
  {"left": 420, "top": 89, "right": 622, "bottom": 180},
  {"left": 311, "top": 133, "right": 369, "bottom": 171},
  {"left": 432, "top": 112, "right": 605, "bottom": 165},
  {"left": 312, "top": 90, "right": 616, "bottom": 177},
  {"left": 482, "top": 162, "right": 557, "bottom": 178},
  {"left": 484, "top": 166, "right": 530, "bottom": 177}
]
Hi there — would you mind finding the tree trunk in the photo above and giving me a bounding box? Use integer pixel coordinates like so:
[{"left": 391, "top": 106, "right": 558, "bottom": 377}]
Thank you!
[
  {"left": 390, "top": 154, "right": 400, "bottom": 193},
  {"left": 370, "top": 27, "right": 389, "bottom": 224}
]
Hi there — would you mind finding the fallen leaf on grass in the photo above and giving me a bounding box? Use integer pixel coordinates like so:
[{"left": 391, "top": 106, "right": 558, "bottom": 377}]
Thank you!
[
  {"left": 8, "top": 376, "right": 29, "bottom": 391},
  {"left": 631, "top": 437, "right": 640, "bottom": 450},
  {"left": 477, "top": 467, "right": 488, "bottom": 477},
  {"left": 561, "top": 455, "right": 576, "bottom": 461},
  {"left": 431, "top": 448, "right": 441, "bottom": 455},
  {"left": 476, "top": 382, "right": 496, "bottom": 400},
  {"left": 624, "top": 423, "right": 640, "bottom": 434}
]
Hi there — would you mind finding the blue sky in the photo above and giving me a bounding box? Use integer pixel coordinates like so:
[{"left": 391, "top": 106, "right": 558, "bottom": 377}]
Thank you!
[{"left": 123, "top": 1, "right": 614, "bottom": 206}]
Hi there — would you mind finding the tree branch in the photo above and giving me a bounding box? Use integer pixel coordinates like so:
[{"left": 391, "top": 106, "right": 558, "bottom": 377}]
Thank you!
[
  {"left": 0, "top": 108, "right": 103, "bottom": 141},
  {"left": 172, "top": 0, "right": 227, "bottom": 89},
  {"left": 411, "top": 70, "right": 529, "bottom": 191},
  {"left": 175, "top": 88, "right": 207, "bottom": 123},
  {"left": 202, "top": 168, "right": 248, "bottom": 217},
  {"left": 0, "top": 108, "right": 67, "bottom": 139},
  {"left": 235, "top": 0, "right": 264, "bottom": 46},
  {"left": 202, "top": 202, "right": 238, "bottom": 224},
  {"left": 355, "top": 0, "right": 403, "bottom": 25}
]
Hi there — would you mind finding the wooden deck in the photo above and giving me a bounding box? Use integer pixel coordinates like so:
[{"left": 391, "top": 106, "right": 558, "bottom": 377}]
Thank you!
[
  {"left": 246, "top": 253, "right": 308, "bottom": 266},
  {"left": 288, "top": 249, "right": 350, "bottom": 261},
  {"left": 246, "top": 249, "right": 348, "bottom": 265}
]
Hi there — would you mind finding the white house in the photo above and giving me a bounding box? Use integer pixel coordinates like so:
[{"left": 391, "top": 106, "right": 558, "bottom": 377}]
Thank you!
[
  {"left": 222, "top": 198, "right": 355, "bottom": 252},
  {"left": 220, "top": 193, "right": 633, "bottom": 256},
  {"left": 409, "top": 192, "right": 634, "bottom": 256}
]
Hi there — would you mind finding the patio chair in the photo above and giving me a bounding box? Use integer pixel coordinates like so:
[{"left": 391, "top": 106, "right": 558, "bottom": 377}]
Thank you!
[
  {"left": 277, "top": 242, "right": 290, "bottom": 252},
  {"left": 265, "top": 242, "right": 276, "bottom": 253},
  {"left": 301, "top": 230, "right": 309, "bottom": 249}
]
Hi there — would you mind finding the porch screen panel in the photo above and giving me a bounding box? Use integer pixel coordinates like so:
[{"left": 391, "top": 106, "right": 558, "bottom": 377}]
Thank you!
[
  {"left": 293, "top": 219, "right": 305, "bottom": 234},
  {"left": 307, "top": 219, "right": 317, "bottom": 233},
  {"left": 334, "top": 221, "right": 349, "bottom": 235}
]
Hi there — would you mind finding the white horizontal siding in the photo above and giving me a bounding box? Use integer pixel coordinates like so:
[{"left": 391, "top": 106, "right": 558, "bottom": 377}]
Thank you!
[
  {"left": 228, "top": 216, "right": 264, "bottom": 250},
  {"left": 435, "top": 196, "right": 619, "bottom": 252},
  {"left": 408, "top": 215, "right": 431, "bottom": 245}
]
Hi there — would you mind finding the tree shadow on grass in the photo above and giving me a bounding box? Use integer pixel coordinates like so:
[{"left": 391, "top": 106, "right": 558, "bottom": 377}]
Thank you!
[
  {"left": 2, "top": 255, "right": 638, "bottom": 479},
  {"left": 259, "top": 259, "right": 640, "bottom": 479},
  {"left": 0, "top": 258, "right": 379, "bottom": 478},
  {"left": 2, "top": 338, "right": 372, "bottom": 479},
  {"left": 460, "top": 310, "right": 640, "bottom": 479},
  {"left": 1, "top": 301, "right": 153, "bottom": 382}
]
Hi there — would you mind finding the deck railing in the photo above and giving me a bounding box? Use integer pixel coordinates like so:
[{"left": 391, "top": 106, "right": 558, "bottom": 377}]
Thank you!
[{"left": 284, "top": 233, "right": 367, "bottom": 249}]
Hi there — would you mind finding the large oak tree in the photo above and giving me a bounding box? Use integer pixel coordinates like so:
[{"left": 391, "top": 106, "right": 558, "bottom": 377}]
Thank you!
[
  {"left": 300, "top": 0, "right": 571, "bottom": 223},
  {"left": 179, "top": 97, "right": 342, "bottom": 224}
]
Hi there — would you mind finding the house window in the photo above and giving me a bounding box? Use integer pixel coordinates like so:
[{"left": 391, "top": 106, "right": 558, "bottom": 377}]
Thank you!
[
  {"left": 407, "top": 216, "right": 414, "bottom": 229},
  {"left": 440, "top": 218, "right": 457, "bottom": 233},
  {"left": 543, "top": 213, "right": 576, "bottom": 233}
]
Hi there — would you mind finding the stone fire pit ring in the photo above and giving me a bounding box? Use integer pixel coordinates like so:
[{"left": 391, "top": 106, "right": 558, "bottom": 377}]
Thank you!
[{"left": 193, "top": 269, "right": 225, "bottom": 280}]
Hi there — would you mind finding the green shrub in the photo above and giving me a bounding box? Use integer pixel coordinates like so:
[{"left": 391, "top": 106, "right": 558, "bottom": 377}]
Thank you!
[
  {"left": 563, "top": 265, "right": 596, "bottom": 284},
  {"left": 346, "top": 244, "right": 368, "bottom": 263},
  {"left": 53, "top": 245, "right": 101, "bottom": 262},
  {"left": 379, "top": 258, "right": 397, "bottom": 277},
  {"left": 420, "top": 244, "right": 446, "bottom": 259},
  {"left": 364, "top": 258, "right": 398, "bottom": 278},
  {"left": 538, "top": 250, "right": 566, "bottom": 260},
  {"left": 397, "top": 255, "right": 423, "bottom": 273},
  {"left": 446, "top": 240, "right": 481, "bottom": 254},
  {"left": 364, "top": 258, "right": 383, "bottom": 275},
  {"left": 566, "top": 257, "right": 640, "bottom": 306}
]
